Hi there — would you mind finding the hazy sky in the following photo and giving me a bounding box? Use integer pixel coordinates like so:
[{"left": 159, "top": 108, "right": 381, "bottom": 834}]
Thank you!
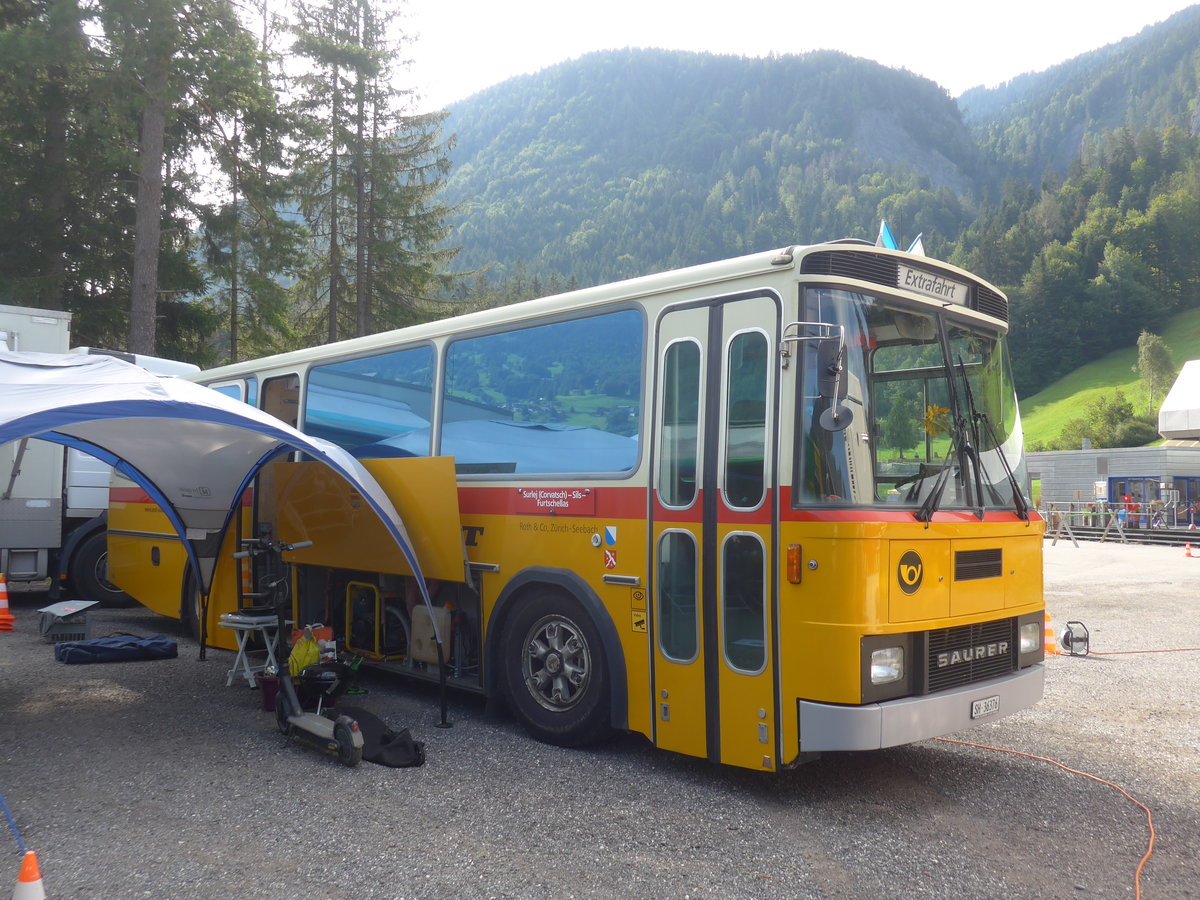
[{"left": 401, "top": 0, "right": 1197, "bottom": 110}]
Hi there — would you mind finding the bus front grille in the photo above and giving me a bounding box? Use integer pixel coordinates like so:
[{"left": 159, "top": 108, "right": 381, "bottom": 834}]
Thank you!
[
  {"left": 975, "top": 286, "right": 1008, "bottom": 321},
  {"left": 925, "top": 617, "right": 1015, "bottom": 693},
  {"left": 801, "top": 250, "right": 898, "bottom": 285}
]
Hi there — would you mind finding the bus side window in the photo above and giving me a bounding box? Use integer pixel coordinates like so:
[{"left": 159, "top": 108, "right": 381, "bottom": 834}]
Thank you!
[
  {"left": 441, "top": 309, "right": 644, "bottom": 475},
  {"left": 657, "top": 530, "right": 698, "bottom": 662},
  {"left": 723, "top": 331, "right": 767, "bottom": 509},
  {"left": 304, "top": 345, "right": 435, "bottom": 454},
  {"left": 658, "top": 339, "right": 700, "bottom": 507},
  {"left": 722, "top": 533, "right": 765, "bottom": 672},
  {"left": 262, "top": 374, "right": 300, "bottom": 427}
]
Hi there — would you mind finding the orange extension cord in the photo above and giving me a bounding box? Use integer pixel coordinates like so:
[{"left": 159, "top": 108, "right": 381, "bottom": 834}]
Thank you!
[{"left": 936, "top": 737, "right": 1156, "bottom": 900}]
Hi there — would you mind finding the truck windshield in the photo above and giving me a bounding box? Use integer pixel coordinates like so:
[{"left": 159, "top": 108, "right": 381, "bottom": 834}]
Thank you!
[{"left": 794, "top": 288, "right": 1028, "bottom": 513}]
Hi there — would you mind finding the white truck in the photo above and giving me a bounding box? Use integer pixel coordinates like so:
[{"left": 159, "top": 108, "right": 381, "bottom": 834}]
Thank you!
[{"left": 0, "top": 303, "right": 199, "bottom": 604}]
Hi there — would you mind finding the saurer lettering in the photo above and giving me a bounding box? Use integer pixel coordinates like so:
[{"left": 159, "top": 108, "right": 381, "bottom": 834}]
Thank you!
[{"left": 936, "top": 641, "right": 1010, "bottom": 669}]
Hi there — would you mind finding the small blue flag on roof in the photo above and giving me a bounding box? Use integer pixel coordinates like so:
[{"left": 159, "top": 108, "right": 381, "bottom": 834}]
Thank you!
[
  {"left": 907, "top": 233, "right": 925, "bottom": 256},
  {"left": 875, "top": 219, "right": 898, "bottom": 250}
]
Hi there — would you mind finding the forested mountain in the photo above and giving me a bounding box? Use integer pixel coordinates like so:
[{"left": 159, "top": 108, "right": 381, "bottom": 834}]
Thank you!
[
  {"left": 438, "top": 8, "right": 1200, "bottom": 405},
  {"left": 961, "top": 5, "right": 1200, "bottom": 183},
  {"left": 442, "top": 49, "right": 984, "bottom": 282}
]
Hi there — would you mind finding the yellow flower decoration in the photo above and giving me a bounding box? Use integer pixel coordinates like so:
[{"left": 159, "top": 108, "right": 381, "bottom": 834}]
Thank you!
[{"left": 923, "top": 404, "right": 950, "bottom": 436}]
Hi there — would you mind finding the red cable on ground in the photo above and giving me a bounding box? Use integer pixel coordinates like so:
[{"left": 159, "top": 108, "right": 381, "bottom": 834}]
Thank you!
[
  {"left": 936, "top": 737, "right": 1156, "bottom": 900},
  {"left": 1089, "top": 648, "right": 1200, "bottom": 655}
]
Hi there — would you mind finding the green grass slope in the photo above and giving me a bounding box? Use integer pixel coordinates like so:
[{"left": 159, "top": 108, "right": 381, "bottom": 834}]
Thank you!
[{"left": 1019, "top": 308, "right": 1200, "bottom": 448}]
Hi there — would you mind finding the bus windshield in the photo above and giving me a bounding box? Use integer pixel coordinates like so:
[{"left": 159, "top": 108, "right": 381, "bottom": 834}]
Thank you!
[{"left": 796, "top": 288, "right": 1028, "bottom": 514}]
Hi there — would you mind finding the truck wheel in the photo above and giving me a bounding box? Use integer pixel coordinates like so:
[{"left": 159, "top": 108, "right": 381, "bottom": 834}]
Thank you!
[
  {"left": 500, "top": 588, "right": 612, "bottom": 747},
  {"left": 70, "top": 531, "right": 135, "bottom": 607}
]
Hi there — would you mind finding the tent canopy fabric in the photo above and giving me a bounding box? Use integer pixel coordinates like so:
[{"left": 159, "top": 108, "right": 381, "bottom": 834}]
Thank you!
[
  {"left": 1159, "top": 359, "right": 1200, "bottom": 441},
  {"left": 0, "top": 350, "right": 432, "bottom": 616}
]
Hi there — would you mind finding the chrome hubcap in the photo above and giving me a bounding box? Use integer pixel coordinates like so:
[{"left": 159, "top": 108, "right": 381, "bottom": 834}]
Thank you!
[{"left": 521, "top": 615, "right": 591, "bottom": 712}]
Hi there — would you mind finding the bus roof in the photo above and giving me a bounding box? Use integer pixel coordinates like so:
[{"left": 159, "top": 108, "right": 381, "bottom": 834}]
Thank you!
[{"left": 196, "top": 240, "right": 1006, "bottom": 382}]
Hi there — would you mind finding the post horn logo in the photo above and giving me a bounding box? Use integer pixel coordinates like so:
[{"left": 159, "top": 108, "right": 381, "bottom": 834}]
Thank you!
[{"left": 897, "top": 550, "right": 923, "bottom": 594}]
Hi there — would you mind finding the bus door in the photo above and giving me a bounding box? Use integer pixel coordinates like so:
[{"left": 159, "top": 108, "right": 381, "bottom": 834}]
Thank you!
[{"left": 650, "top": 295, "right": 779, "bottom": 770}]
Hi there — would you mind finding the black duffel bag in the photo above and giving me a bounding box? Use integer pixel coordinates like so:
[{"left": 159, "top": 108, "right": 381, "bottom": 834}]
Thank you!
[
  {"left": 336, "top": 705, "right": 426, "bottom": 768},
  {"left": 54, "top": 633, "right": 178, "bottom": 665}
]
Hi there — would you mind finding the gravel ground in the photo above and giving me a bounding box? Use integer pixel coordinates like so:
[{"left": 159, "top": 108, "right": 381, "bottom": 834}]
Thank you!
[{"left": 1, "top": 540, "right": 1198, "bottom": 899}]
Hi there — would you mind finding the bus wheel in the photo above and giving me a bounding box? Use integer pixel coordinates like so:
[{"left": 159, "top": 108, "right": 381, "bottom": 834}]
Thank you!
[
  {"left": 501, "top": 589, "right": 612, "bottom": 747},
  {"left": 70, "top": 530, "right": 135, "bottom": 607}
]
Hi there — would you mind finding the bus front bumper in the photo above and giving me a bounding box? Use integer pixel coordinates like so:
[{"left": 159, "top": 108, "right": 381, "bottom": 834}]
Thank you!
[{"left": 797, "top": 665, "right": 1045, "bottom": 753}]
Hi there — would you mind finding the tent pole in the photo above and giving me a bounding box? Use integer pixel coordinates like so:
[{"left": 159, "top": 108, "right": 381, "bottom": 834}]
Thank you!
[
  {"left": 434, "top": 638, "right": 451, "bottom": 729},
  {"left": 198, "top": 589, "right": 211, "bottom": 661}
]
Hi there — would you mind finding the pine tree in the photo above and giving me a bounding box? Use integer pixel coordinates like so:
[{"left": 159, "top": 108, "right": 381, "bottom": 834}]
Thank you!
[
  {"left": 200, "top": 0, "right": 306, "bottom": 362},
  {"left": 97, "top": 0, "right": 275, "bottom": 355},
  {"left": 0, "top": 0, "right": 96, "bottom": 313},
  {"left": 291, "top": 0, "right": 456, "bottom": 344}
]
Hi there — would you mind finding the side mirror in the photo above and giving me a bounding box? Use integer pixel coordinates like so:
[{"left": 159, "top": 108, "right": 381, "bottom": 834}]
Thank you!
[
  {"left": 816, "top": 340, "right": 853, "bottom": 432},
  {"left": 817, "top": 341, "right": 847, "bottom": 400},
  {"left": 779, "top": 321, "right": 853, "bottom": 431}
]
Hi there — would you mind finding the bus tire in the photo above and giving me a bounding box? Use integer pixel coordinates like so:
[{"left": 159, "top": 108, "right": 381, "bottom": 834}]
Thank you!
[
  {"left": 70, "top": 530, "right": 135, "bottom": 607},
  {"left": 500, "top": 588, "right": 612, "bottom": 748}
]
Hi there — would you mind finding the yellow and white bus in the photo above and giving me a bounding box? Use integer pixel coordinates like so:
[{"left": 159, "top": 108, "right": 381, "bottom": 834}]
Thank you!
[{"left": 108, "top": 239, "right": 1045, "bottom": 771}]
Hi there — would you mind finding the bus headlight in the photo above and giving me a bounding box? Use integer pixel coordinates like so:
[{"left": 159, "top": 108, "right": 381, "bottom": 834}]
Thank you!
[
  {"left": 1019, "top": 621, "right": 1041, "bottom": 654},
  {"left": 870, "top": 647, "right": 904, "bottom": 685},
  {"left": 1016, "top": 612, "right": 1045, "bottom": 666}
]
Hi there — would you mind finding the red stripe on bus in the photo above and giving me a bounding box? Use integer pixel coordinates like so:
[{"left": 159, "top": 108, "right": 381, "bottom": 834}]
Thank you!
[
  {"left": 110, "top": 481, "right": 1038, "bottom": 525},
  {"left": 109, "top": 487, "right": 255, "bottom": 506},
  {"left": 651, "top": 491, "right": 774, "bottom": 525},
  {"left": 777, "top": 486, "right": 1042, "bottom": 523},
  {"left": 457, "top": 485, "right": 647, "bottom": 519},
  {"left": 455, "top": 485, "right": 1038, "bottom": 524},
  {"left": 458, "top": 486, "right": 776, "bottom": 525},
  {"left": 109, "top": 486, "right": 154, "bottom": 504}
]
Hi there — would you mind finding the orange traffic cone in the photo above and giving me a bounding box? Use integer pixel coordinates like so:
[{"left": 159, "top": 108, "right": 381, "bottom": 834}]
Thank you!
[
  {"left": 12, "top": 850, "right": 46, "bottom": 900},
  {"left": 0, "top": 572, "right": 14, "bottom": 632},
  {"left": 1186, "top": 542, "right": 1195, "bottom": 558},
  {"left": 1044, "top": 614, "right": 1059, "bottom": 656}
]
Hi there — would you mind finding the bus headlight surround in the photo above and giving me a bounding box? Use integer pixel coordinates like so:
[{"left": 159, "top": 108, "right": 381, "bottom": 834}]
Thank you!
[
  {"left": 870, "top": 646, "right": 904, "bottom": 685},
  {"left": 861, "top": 633, "right": 913, "bottom": 702},
  {"left": 1016, "top": 611, "right": 1046, "bottom": 665},
  {"left": 1019, "top": 621, "right": 1041, "bottom": 655}
]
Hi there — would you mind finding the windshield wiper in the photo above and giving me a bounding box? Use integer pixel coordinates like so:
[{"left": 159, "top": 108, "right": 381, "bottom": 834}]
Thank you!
[
  {"left": 914, "top": 430, "right": 958, "bottom": 523},
  {"left": 957, "top": 358, "right": 1030, "bottom": 520},
  {"left": 914, "top": 318, "right": 974, "bottom": 523},
  {"left": 955, "top": 357, "right": 987, "bottom": 520}
]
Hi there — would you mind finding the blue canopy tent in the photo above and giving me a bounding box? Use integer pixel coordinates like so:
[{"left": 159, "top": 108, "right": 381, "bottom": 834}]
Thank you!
[{"left": 0, "top": 350, "right": 439, "bottom": 640}]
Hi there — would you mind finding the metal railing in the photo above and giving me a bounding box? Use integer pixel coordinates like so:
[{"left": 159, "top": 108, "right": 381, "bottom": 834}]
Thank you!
[{"left": 1040, "top": 501, "right": 1197, "bottom": 547}]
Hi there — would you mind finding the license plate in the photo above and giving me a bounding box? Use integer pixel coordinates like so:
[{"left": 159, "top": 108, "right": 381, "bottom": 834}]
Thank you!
[{"left": 971, "top": 695, "right": 1000, "bottom": 719}]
